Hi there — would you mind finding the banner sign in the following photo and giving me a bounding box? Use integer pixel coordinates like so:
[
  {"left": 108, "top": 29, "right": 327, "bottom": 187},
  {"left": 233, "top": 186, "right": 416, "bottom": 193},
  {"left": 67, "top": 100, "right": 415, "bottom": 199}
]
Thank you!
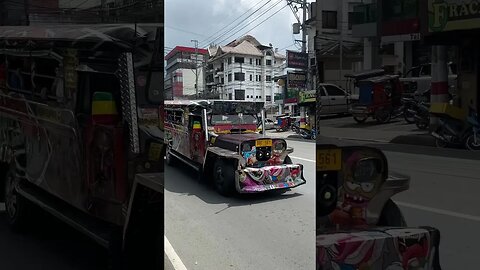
[
  {"left": 285, "top": 71, "right": 306, "bottom": 104},
  {"left": 429, "top": 0, "right": 480, "bottom": 32},
  {"left": 286, "top": 50, "right": 308, "bottom": 69}
]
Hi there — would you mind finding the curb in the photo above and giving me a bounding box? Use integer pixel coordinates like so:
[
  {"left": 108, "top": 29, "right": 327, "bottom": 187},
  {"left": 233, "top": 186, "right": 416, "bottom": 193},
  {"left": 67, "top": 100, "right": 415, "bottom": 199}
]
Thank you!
[{"left": 389, "top": 134, "right": 436, "bottom": 147}]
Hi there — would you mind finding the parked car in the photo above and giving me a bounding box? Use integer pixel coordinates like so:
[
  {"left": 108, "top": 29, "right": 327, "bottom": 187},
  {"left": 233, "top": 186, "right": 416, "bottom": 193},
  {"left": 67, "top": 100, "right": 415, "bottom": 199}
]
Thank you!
[
  {"left": 400, "top": 62, "right": 457, "bottom": 95},
  {"left": 319, "top": 83, "right": 357, "bottom": 115},
  {"left": 264, "top": 118, "right": 275, "bottom": 130}
]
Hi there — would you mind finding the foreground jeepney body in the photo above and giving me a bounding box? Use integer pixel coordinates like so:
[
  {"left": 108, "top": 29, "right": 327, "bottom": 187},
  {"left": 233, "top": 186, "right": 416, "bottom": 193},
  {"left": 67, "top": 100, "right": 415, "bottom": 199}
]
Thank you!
[
  {"left": 316, "top": 137, "right": 441, "bottom": 270},
  {"left": 0, "top": 24, "right": 164, "bottom": 268},
  {"left": 165, "top": 100, "right": 306, "bottom": 194}
]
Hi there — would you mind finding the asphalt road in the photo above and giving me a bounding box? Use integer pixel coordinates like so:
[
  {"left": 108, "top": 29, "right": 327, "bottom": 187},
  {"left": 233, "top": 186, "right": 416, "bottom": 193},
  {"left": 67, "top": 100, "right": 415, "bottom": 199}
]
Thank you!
[
  {"left": 164, "top": 140, "right": 316, "bottom": 270},
  {"left": 0, "top": 203, "right": 107, "bottom": 270},
  {"left": 385, "top": 150, "right": 480, "bottom": 270}
]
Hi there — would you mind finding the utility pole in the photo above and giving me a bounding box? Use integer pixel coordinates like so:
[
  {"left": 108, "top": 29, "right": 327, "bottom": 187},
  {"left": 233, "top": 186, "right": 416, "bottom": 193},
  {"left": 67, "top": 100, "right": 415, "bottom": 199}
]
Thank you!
[
  {"left": 24, "top": 0, "right": 30, "bottom": 25},
  {"left": 301, "top": 0, "right": 307, "bottom": 54},
  {"left": 191, "top": 39, "right": 199, "bottom": 98}
]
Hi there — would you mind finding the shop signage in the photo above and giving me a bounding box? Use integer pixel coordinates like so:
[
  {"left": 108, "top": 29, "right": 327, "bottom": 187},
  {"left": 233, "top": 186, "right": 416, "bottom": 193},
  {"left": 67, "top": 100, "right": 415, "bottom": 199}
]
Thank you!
[
  {"left": 299, "top": 90, "right": 316, "bottom": 103},
  {"left": 286, "top": 50, "right": 308, "bottom": 69},
  {"left": 285, "top": 71, "right": 306, "bottom": 104},
  {"left": 429, "top": 0, "right": 480, "bottom": 32}
]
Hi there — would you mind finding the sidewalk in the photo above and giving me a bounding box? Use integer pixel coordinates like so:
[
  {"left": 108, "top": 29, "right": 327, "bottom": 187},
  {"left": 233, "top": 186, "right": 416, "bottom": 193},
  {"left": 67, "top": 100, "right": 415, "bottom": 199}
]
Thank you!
[{"left": 320, "top": 126, "right": 428, "bottom": 144}]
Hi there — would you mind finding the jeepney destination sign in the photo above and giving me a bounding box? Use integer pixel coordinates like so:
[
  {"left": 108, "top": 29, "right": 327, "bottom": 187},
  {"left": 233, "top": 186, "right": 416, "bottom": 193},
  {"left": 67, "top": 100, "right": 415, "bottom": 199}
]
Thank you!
[{"left": 429, "top": 0, "right": 480, "bottom": 32}]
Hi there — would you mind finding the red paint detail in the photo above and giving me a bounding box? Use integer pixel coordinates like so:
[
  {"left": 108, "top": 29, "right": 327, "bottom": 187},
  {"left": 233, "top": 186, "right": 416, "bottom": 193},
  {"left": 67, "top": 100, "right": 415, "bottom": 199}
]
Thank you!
[
  {"left": 173, "top": 81, "right": 183, "bottom": 97},
  {"left": 92, "top": 115, "right": 118, "bottom": 125},
  {"left": 382, "top": 18, "right": 420, "bottom": 36},
  {"left": 165, "top": 46, "right": 209, "bottom": 60},
  {"left": 431, "top": 81, "right": 449, "bottom": 95},
  {"left": 213, "top": 123, "right": 257, "bottom": 132}
]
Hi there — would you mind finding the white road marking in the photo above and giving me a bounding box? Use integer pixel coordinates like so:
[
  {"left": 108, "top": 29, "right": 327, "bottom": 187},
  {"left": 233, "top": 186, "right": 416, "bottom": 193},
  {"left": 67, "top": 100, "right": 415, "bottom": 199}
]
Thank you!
[
  {"left": 290, "top": 156, "right": 315, "bottom": 163},
  {"left": 396, "top": 201, "right": 480, "bottom": 222},
  {"left": 165, "top": 236, "right": 188, "bottom": 270},
  {"left": 0, "top": 203, "right": 4, "bottom": 211}
]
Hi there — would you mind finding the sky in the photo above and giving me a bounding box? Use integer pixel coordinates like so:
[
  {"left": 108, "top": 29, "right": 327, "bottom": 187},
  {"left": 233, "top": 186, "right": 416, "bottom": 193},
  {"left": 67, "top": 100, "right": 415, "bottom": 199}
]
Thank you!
[{"left": 165, "top": 0, "right": 310, "bottom": 57}]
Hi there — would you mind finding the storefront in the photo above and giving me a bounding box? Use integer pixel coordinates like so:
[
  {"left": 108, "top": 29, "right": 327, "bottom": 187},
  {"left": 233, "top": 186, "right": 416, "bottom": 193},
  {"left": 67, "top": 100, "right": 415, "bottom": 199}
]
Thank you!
[
  {"left": 298, "top": 90, "right": 316, "bottom": 129},
  {"left": 421, "top": 0, "right": 480, "bottom": 112}
]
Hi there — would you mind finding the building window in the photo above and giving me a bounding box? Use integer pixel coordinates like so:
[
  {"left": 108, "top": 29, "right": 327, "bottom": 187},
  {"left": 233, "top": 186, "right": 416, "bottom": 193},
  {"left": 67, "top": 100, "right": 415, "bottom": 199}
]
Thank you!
[
  {"left": 322, "top": 11, "right": 337, "bottom": 29},
  {"left": 266, "top": 95, "right": 271, "bottom": 101},
  {"left": 228, "top": 73, "right": 232, "bottom": 82},
  {"left": 221, "top": 78, "right": 225, "bottom": 84},
  {"left": 249, "top": 74, "right": 253, "bottom": 81},
  {"left": 249, "top": 58, "right": 253, "bottom": 65},
  {"left": 266, "top": 59, "right": 272, "bottom": 65},
  {"left": 234, "top": 57, "right": 244, "bottom": 63},
  {"left": 229, "top": 93, "right": 232, "bottom": 100},
  {"left": 235, "top": 89, "right": 245, "bottom": 100},
  {"left": 256, "top": 59, "right": 260, "bottom": 65},
  {"left": 228, "top": 57, "right": 232, "bottom": 64},
  {"left": 310, "top": 57, "right": 316, "bottom": 66},
  {"left": 266, "top": 75, "right": 272, "bottom": 81},
  {"left": 234, "top": 72, "right": 245, "bottom": 81}
]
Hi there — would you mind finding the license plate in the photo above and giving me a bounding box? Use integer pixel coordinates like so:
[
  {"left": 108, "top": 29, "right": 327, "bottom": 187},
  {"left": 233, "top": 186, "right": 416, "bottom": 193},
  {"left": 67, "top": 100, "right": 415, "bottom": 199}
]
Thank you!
[
  {"left": 317, "top": 149, "right": 342, "bottom": 171},
  {"left": 255, "top": 139, "right": 272, "bottom": 147},
  {"left": 148, "top": 142, "right": 163, "bottom": 161}
]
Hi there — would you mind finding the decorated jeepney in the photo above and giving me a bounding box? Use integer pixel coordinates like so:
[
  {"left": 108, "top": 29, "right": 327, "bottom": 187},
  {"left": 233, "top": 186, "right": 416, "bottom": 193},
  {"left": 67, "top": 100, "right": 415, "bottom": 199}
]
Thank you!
[
  {"left": 164, "top": 100, "right": 306, "bottom": 195},
  {"left": 316, "top": 137, "right": 442, "bottom": 270}
]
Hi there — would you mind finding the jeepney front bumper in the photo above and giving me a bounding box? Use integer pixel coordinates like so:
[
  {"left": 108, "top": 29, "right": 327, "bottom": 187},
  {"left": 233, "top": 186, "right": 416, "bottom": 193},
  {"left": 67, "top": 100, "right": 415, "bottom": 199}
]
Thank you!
[
  {"left": 317, "top": 226, "right": 441, "bottom": 270},
  {"left": 235, "top": 164, "right": 306, "bottom": 193}
]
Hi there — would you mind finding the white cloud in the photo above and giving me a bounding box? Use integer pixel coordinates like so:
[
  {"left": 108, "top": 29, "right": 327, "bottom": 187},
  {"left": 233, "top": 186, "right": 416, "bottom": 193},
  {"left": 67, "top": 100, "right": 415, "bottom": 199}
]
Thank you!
[{"left": 165, "top": 0, "right": 304, "bottom": 55}]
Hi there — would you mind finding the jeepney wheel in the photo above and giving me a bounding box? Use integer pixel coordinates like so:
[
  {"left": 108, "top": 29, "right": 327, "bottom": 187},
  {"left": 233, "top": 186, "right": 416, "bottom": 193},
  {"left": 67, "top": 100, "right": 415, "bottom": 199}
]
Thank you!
[
  {"left": 435, "top": 138, "right": 448, "bottom": 148},
  {"left": 377, "top": 199, "right": 407, "bottom": 227},
  {"left": 213, "top": 159, "right": 235, "bottom": 196},
  {"left": 4, "top": 164, "right": 31, "bottom": 231},
  {"left": 353, "top": 115, "right": 367, "bottom": 123},
  {"left": 375, "top": 109, "right": 391, "bottom": 124}
]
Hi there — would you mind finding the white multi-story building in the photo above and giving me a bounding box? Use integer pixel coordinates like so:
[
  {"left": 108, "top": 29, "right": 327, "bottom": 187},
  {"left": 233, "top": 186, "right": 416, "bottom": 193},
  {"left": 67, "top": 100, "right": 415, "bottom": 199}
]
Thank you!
[{"left": 206, "top": 36, "right": 286, "bottom": 106}]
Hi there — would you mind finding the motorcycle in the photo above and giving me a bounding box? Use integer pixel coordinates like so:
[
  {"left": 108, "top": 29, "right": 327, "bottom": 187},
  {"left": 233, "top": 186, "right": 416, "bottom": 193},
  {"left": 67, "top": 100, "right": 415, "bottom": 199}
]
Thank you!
[
  {"left": 431, "top": 106, "right": 479, "bottom": 150},
  {"left": 291, "top": 120, "right": 300, "bottom": 134},
  {"left": 408, "top": 101, "right": 431, "bottom": 130},
  {"left": 300, "top": 128, "right": 316, "bottom": 140}
]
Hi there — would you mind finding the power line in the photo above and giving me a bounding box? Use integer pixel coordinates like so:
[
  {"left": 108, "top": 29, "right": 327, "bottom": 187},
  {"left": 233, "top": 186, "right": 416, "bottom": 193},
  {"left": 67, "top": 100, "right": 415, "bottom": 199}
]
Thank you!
[
  {"left": 198, "top": 0, "right": 269, "bottom": 46},
  {"left": 200, "top": 0, "right": 277, "bottom": 48},
  {"left": 216, "top": 2, "right": 288, "bottom": 46},
  {"left": 166, "top": 25, "right": 210, "bottom": 38}
]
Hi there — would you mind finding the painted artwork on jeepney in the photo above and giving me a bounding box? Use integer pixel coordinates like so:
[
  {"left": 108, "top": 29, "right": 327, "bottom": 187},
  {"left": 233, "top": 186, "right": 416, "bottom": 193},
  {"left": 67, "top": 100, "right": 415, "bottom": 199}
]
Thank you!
[
  {"left": 329, "top": 150, "right": 385, "bottom": 227},
  {"left": 238, "top": 164, "right": 303, "bottom": 192},
  {"left": 317, "top": 227, "right": 440, "bottom": 270}
]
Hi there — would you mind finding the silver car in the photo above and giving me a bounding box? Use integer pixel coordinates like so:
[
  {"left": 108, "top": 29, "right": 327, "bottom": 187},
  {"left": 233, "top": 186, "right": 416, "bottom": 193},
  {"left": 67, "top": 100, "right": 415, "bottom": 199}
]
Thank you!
[{"left": 318, "top": 83, "right": 354, "bottom": 115}]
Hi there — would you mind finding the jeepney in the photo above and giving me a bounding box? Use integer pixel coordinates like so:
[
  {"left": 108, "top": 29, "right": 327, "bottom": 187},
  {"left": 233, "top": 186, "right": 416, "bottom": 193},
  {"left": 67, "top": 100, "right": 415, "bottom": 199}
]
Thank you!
[
  {"left": 0, "top": 24, "right": 164, "bottom": 269},
  {"left": 164, "top": 100, "right": 306, "bottom": 196},
  {"left": 316, "top": 137, "right": 441, "bottom": 270}
]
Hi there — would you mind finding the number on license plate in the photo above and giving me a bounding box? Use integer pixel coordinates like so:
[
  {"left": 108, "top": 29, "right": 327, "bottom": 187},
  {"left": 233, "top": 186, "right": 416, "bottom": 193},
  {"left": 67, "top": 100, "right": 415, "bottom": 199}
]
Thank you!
[
  {"left": 317, "top": 149, "right": 342, "bottom": 171},
  {"left": 255, "top": 139, "right": 272, "bottom": 147}
]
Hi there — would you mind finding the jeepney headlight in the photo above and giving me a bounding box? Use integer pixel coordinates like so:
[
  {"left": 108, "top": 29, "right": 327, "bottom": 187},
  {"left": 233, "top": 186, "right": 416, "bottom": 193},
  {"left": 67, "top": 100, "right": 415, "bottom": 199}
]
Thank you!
[
  {"left": 353, "top": 158, "right": 382, "bottom": 182},
  {"left": 242, "top": 142, "right": 252, "bottom": 152},
  {"left": 272, "top": 140, "right": 286, "bottom": 154}
]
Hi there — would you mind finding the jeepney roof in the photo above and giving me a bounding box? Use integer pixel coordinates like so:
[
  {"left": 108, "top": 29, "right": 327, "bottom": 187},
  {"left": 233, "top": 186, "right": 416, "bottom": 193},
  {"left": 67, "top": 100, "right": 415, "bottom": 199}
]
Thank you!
[
  {"left": 358, "top": 75, "right": 400, "bottom": 83},
  {"left": 344, "top": 69, "right": 385, "bottom": 79},
  {"left": 165, "top": 100, "right": 265, "bottom": 114},
  {"left": 0, "top": 24, "right": 160, "bottom": 50}
]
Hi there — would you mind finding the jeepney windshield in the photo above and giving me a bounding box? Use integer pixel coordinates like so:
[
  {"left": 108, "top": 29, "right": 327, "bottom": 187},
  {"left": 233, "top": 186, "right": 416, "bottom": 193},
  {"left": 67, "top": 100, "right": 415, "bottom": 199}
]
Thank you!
[{"left": 210, "top": 114, "right": 257, "bottom": 125}]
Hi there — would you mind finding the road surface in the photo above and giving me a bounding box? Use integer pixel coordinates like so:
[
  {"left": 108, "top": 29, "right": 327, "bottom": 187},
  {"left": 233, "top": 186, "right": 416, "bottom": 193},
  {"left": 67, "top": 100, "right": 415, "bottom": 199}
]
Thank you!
[
  {"left": 384, "top": 148, "right": 480, "bottom": 270},
  {"left": 164, "top": 140, "right": 316, "bottom": 270}
]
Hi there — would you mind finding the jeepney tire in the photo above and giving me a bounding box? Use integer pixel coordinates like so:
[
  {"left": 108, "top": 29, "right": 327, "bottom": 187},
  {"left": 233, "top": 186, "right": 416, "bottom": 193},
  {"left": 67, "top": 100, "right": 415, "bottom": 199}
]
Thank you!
[
  {"left": 353, "top": 116, "right": 367, "bottom": 123},
  {"left": 213, "top": 159, "right": 236, "bottom": 196},
  {"left": 284, "top": 156, "right": 293, "bottom": 164},
  {"left": 377, "top": 199, "right": 407, "bottom": 227},
  {"left": 0, "top": 162, "right": 8, "bottom": 202},
  {"left": 4, "top": 162, "right": 32, "bottom": 231}
]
